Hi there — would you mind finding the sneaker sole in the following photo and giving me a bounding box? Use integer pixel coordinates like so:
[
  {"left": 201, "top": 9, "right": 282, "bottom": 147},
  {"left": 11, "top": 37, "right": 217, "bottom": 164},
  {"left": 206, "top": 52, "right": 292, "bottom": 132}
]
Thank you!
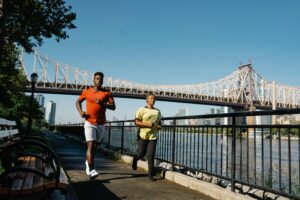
[{"left": 89, "top": 174, "right": 99, "bottom": 180}]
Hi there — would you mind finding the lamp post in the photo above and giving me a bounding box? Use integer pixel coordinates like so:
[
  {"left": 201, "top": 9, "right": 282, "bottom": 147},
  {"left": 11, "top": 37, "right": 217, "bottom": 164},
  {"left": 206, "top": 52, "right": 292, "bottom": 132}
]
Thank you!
[{"left": 27, "top": 72, "right": 38, "bottom": 135}]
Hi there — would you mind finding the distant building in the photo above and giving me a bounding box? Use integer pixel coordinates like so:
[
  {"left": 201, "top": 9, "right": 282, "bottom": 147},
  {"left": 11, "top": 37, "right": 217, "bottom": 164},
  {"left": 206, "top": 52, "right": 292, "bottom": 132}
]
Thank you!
[
  {"left": 35, "top": 94, "right": 45, "bottom": 116},
  {"left": 175, "top": 108, "right": 188, "bottom": 125},
  {"left": 256, "top": 115, "right": 272, "bottom": 125},
  {"left": 45, "top": 101, "right": 56, "bottom": 125},
  {"left": 206, "top": 108, "right": 222, "bottom": 125},
  {"left": 276, "top": 115, "right": 296, "bottom": 125},
  {"left": 221, "top": 89, "right": 232, "bottom": 125},
  {"left": 188, "top": 118, "right": 200, "bottom": 125},
  {"left": 221, "top": 107, "right": 233, "bottom": 125},
  {"left": 198, "top": 118, "right": 205, "bottom": 125},
  {"left": 35, "top": 94, "right": 45, "bottom": 107},
  {"left": 295, "top": 114, "right": 300, "bottom": 122},
  {"left": 215, "top": 108, "right": 221, "bottom": 125}
]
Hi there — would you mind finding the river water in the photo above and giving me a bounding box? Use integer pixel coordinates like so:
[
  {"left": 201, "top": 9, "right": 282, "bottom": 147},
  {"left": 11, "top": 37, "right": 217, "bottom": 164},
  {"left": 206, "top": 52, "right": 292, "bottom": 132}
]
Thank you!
[{"left": 104, "top": 127, "right": 300, "bottom": 196}]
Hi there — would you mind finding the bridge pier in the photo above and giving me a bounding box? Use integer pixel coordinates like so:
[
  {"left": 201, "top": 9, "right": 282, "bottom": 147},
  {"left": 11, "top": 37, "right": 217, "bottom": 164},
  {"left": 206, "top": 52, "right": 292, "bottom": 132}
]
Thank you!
[{"left": 246, "top": 105, "right": 256, "bottom": 134}]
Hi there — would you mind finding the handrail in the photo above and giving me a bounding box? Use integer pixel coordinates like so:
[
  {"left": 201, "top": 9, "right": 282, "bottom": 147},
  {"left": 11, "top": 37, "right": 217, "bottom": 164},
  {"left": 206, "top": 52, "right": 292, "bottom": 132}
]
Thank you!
[{"left": 56, "top": 108, "right": 300, "bottom": 199}]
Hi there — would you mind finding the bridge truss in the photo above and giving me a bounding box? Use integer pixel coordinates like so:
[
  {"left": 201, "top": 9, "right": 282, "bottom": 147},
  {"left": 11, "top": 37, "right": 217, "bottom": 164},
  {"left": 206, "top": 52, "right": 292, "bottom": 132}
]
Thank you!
[{"left": 20, "top": 49, "right": 300, "bottom": 109}]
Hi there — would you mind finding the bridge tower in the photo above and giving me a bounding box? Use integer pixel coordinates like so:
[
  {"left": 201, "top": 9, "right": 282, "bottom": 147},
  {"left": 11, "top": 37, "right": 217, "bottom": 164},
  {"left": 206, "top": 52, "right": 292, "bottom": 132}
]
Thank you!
[{"left": 232, "top": 63, "right": 257, "bottom": 127}]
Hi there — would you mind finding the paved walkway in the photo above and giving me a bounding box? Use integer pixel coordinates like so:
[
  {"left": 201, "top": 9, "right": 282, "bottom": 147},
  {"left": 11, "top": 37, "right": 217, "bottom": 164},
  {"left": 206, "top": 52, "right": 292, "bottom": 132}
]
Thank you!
[{"left": 44, "top": 131, "right": 214, "bottom": 200}]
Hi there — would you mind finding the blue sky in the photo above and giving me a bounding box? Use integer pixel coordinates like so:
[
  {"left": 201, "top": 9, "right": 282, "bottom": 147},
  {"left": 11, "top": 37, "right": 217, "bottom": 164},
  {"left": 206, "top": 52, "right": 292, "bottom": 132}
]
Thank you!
[{"left": 24, "top": 0, "right": 300, "bottom": 124}]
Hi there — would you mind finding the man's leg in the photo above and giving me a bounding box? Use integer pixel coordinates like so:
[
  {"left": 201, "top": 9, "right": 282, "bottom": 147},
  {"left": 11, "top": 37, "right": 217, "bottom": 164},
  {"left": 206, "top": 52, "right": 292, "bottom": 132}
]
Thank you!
[
  {"left": 86, "top": 140, "right": 100, "bottom": 179},
  {"left": 147, "top": 139, "right": 157, "bottom": 180},
  {"left": 132, "top": 139, "right": 148, "bottom": 170},
  {"left": 91, "top": 142, "right": 99, "bottom": 164},
  {"left": 91, "top": 125, "right": 105, "bottom": 170},
  {"left": 86, "top": 141, "right": 95, "bottom": 171},
  {"left": 84, "top": 122, "right": 97, "bottom": 176}
]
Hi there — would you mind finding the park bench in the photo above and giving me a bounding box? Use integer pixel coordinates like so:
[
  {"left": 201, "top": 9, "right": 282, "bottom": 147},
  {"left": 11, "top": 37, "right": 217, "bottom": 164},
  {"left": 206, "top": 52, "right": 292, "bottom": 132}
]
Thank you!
[
  {"left": 0, "top": 119, "right": 69, "bottom": 199},
  {"left": 0, "top": 118, "right": 19, "bottom": 141}
]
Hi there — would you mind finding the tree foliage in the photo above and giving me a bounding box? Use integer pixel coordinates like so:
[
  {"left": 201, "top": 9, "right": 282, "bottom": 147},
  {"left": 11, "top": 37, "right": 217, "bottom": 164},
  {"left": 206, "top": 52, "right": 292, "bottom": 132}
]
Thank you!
[
  {"left": 3, "top": 0, "right": 76, "bottom": 53},
  {"left": 0, "top": 0, "right": 76, "bottom": 126}
]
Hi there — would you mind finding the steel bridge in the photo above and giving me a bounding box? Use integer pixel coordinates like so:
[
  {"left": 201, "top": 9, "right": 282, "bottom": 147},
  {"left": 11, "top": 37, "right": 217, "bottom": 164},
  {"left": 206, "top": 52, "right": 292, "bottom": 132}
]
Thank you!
[{"left": 20, "top": 49, "right": 300, "bottom": 110}]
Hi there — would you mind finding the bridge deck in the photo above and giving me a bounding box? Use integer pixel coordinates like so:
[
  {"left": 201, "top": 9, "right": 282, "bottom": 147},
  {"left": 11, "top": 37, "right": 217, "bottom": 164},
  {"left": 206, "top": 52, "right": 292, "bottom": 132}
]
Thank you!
[{"left": 44, "top": 131, "right": 213, "bottom": 200}]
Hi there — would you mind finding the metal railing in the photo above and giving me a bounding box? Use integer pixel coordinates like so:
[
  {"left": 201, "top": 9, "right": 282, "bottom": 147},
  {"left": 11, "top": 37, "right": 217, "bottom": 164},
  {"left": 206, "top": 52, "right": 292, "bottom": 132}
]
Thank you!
[{"left": 57, "top": 108, "right": 300, "bottom": 199}]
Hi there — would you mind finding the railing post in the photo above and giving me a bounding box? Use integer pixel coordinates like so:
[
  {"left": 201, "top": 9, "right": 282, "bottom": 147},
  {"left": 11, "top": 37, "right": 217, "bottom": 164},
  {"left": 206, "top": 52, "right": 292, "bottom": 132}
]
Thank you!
[
  {"left": 121, "top": 121, "right": 124, "bottom": 154},
  {"left": 108, "top": 122, "right": 111, "bottom": 149},
  {"left": 231, "top": 116, "right": 236, "bottom": 192},
  {"left": 171, "top": 119, "right": 176, "bottom": 171}
]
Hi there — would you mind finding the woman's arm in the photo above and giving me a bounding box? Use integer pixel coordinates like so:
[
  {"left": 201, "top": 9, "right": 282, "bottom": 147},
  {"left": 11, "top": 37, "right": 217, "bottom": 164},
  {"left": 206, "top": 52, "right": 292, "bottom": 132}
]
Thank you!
[
  {"left": 135, "top": 118, "right": 153, "bottom": 128},
  {"left": 156, "top": 120, "right": 162, "bottom": 130}
]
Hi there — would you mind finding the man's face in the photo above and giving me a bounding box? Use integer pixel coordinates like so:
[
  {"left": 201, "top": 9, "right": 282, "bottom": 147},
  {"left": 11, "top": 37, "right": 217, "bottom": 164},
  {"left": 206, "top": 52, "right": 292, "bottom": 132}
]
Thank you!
[{"left": 93, "top": 75, "right": 103, "bottom": 87}]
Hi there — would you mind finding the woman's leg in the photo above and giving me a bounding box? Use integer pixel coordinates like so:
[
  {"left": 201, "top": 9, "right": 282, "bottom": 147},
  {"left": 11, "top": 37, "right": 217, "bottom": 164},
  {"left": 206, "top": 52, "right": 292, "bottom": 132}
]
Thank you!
[
  {"left": 147, "top": 139, "right": 157, "bottom": 179},
  {"left": 132, "top": 139, "right": 148, "bottom": 170}
]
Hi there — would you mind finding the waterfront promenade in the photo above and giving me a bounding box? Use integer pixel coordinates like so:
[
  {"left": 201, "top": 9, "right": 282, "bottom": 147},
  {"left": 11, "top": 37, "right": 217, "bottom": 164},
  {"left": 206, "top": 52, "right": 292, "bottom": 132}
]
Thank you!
[{"left": 44, "top": 131, "right": 214, "bottom": 200}]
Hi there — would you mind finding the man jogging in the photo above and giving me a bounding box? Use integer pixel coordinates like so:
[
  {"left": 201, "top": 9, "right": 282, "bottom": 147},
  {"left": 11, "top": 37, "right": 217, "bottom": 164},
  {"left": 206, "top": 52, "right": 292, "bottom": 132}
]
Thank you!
[{"left": 76, "top": 72, "right": 116, "bottom": 179}]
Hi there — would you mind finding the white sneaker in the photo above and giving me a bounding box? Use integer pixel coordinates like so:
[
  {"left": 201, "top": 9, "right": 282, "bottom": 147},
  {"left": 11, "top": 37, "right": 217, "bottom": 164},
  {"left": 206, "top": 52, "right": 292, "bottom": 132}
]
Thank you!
[
  {"left": 89, "top": 169, "right": 99, "bottom": 179},
  {"left": 85, "top": 160, "right": 90, "bottom": 175}
]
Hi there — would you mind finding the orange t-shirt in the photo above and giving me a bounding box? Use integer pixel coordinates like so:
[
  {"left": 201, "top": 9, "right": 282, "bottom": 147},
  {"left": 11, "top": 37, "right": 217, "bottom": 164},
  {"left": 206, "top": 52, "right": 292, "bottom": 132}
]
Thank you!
[{"left": 79, "top": 87, "right": 115, "bottom": 125}]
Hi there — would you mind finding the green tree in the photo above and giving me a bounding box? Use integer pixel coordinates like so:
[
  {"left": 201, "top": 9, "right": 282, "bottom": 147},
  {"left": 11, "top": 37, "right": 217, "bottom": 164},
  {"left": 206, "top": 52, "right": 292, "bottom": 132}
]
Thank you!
[
  {"left": 1, "top": 0, "right": 76, "bottom": 55},
  {"left": 0, "top": 0, "right": 76, "bottom": 129}
]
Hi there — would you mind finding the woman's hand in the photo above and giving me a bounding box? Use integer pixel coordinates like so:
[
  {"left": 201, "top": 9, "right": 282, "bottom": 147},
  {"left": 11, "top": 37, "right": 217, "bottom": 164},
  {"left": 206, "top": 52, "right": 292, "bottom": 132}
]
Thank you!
[{"left": 146, "top": 122, "right": 154, "bottom": 128}]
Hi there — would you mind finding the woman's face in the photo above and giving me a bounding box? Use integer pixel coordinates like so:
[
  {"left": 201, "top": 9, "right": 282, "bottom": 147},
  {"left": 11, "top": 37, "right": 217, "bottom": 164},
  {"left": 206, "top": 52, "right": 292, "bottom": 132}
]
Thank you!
[{"left": 147, "top": 95, "right": 155, "bottom": 106}]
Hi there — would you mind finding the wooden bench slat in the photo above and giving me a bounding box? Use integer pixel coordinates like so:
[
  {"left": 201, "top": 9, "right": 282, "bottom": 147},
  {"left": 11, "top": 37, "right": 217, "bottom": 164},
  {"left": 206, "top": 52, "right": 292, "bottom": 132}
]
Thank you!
[
  {"left": 0, "top": 157, "right": 23, "bottom": 195},
  {"left": 43, "top": 159, "right": 57, "bottom": 189},
  {"left": 0, "top": 140, "right": 70, "bottom": 198},
  {"left": 0, "top": 172, "right": 16, "bottom": 195},
  {"left": 58, "top": 167, "right": 69, "bottom": 190},
  {"left": 21, "top": 156, "right": 36, "bottom": 195},
  {"left": 43, "top": 159, "right": 69, "bottom": 190},
  {"left": 50, "top": 157, "right": 69, "bottom": 190},
  {"left": 32, "top": 154, "right": 46, "bottom": 192},
  {"left": 10, "top": 156, "right": 31, "bottom": 196}
]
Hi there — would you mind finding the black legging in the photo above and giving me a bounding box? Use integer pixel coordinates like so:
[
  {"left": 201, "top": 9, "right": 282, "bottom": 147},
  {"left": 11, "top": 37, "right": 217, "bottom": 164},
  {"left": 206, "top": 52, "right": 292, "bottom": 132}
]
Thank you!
[{"left": 134, "top": 139, "right": 157, "bottom": 176}]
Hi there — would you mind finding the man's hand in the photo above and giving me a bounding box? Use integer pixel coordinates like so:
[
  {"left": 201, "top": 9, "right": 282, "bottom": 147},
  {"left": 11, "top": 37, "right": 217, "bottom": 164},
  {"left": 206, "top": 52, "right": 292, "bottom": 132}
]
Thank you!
[
  {"left": 80, "top": 112, "right": 89, "bottom": 119},
  {"left": 95, "top": 98, "right": 104, "bottom": 106},
  {"left": 95, "top": 98, "right": 116, "bottom": 110}
]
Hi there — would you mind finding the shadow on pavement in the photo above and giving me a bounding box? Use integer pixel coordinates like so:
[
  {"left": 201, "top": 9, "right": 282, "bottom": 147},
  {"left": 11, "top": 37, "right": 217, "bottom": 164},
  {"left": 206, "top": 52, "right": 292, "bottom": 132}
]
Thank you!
[
  {"left": 99, "top": 172, "right": 164, "bottom": 183},
  {"left": 72, "top": 180, "right": 123, "bottom": 200}
]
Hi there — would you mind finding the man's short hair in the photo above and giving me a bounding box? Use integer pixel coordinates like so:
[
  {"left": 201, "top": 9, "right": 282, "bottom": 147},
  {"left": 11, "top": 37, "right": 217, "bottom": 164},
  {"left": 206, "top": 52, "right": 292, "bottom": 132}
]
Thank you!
[{"left": 94, "top": 72, "right": 104, "bottom": 77}]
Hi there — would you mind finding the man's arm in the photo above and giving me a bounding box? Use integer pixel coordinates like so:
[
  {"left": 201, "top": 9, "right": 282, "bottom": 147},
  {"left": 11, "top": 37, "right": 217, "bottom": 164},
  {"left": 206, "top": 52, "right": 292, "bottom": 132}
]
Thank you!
[
  {"left": 76, "top": 97, "right": 87, "bottom": 118},
  {"left": 103, "top": 101, "right": 116, "bottom": 110},
  {"left": 95, "top": 97, "right": 116, "bottom": 110},
  {"left": 106, "top": 92, "right": 116, "bottom": 110}
]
